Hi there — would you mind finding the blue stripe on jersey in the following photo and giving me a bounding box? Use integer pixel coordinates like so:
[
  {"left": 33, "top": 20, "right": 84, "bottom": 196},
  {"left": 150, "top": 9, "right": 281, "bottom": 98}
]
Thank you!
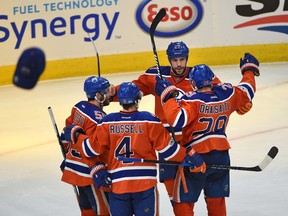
[
  {"left": 183, "top": 132, "right": 227, "bottom": 148},
  {"left": 65, "top": 159, "right": 90, "bottom": 177},
  {"left": 110, "top": 167, "right": 157, "bottom": 182},
  {"left": 83, "top": 138, "right": 99, "bottom": 157},
  {"left": 211, "top": 84, "right": 234, "bottom": 101},
  {"left": 145, "top": 66, "right": 171, "bottom": 76},
  {"left": 158, "top": 139, "right": 180, "bottom": 160},
  {"left": 145, "top": 66, "right": 192, "bottom": 79},
  {"left": 164, "top": 124, "right": 182, "bottom": 136},
  {"left": 238, "top": 82, "right": 254, "bottom": 101},
  {"left": 173, "top": 108, "right": 186, "bottom": 128},
  {"left": 165, "top": 107, "right": 186, "bottom": 130}
]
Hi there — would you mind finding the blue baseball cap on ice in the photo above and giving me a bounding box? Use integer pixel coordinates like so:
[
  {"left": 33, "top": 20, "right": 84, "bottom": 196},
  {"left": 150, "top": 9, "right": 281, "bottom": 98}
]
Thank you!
[{"left": 13, "top": 47, "right": 46, "bottom": 89}]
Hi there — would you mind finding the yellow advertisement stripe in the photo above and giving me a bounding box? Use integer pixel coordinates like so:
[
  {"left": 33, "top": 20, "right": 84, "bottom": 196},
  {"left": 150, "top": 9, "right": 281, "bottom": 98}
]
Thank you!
[{"left": 1, "top": 43, "right": 287, "bottom": 86}]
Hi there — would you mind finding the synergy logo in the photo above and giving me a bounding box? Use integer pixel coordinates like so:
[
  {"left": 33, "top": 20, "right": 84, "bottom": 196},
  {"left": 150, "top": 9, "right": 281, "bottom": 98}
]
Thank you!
[
  {"left": 234, "top": 0, "right": 288, "bottom": 34},
  {"left": 0, "top": 1, "right": 120, "bottom": 49},
  {"left": 136, "top": 0, "right": 203, "bottom": 37}
]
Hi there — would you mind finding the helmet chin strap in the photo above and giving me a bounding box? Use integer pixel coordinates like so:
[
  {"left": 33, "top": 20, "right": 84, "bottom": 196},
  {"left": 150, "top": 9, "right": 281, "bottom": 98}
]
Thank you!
[{"left": 95, "top": 92, "right": 107, "bottom": 105}]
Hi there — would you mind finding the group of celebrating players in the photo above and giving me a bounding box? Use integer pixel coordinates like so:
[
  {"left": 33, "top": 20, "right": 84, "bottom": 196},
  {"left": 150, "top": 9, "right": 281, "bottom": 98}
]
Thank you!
[{"left": 60, "top": 41, "right": 260, "bottom": 216}]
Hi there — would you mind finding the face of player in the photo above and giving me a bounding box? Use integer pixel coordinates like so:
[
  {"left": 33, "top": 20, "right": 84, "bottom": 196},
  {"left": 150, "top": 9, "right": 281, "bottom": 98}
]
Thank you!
[
  {"left": 170, "top": 57, "right": 188, "bottom": 76},
  {"left": 103, "top": 84, "right": 116, "bottom": 106},
  {"left": 95, "top": 85, "right": 114, "bottom": 107}
]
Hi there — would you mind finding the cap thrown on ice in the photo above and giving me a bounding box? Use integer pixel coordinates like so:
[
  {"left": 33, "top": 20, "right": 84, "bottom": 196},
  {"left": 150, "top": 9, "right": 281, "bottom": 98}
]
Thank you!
[{"left": 13, "top": 47, "right": 46, "bottom": 89}]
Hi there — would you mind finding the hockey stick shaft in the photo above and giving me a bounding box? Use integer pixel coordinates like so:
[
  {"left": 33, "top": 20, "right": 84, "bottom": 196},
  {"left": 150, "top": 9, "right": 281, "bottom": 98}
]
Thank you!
[
  {"left": 48, "top": 106, "right": 66, "bottom": 157},
  {"left": 150, "top": 8, "right": 166, "bottom": 78},
  {"left": 47, "top": 107, "right": 81, "bottom": 208},
  {"left": 150, "top": 9, "right": 178, "bottom": 141},
  {"left": 87, "top": 32, "right": 101, "bottom": 77},
  {"left": 149, "top": 9, "right": 187, "bottom": 188},
  {"left": 117, "top": 146, "right": 278, "bottom": 172}
]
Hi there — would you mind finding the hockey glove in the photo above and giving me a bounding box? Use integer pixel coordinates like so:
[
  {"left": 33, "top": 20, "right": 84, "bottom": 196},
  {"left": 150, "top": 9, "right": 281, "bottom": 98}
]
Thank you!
[
  {"left": 59, "top": 132, "right": 70, "bottom": 154},
  {"left": 237, "top": 102, "right": 253, "bottom": 115},
  {"left": 240, "top": 53, "right": 260, "bottom": 76},
  {"left": 60, "top": 131, "right": 69, "bottom": 143},
  {"left": 184, "top": 148, "right": 206, "bottom": 173},
  {"left": 155, "top": 75, "right": 179, "bottom": 104},
  {"left": 90, "top": 162, "right": 111, "bottom": 192},
  {"left": 62, "top": 124, "right": 85, "bottom": 144},
  {"left": 60, "top": 160, "right": 66, "bottom": 172}
]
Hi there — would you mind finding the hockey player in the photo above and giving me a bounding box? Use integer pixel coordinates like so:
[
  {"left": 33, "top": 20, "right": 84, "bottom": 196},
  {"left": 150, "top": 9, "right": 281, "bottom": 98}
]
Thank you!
[
  {"left": 62, "top": 82, "right": 206, "bottom": 216},
  {"left": 154, "top": 53, "right": 260, "bottom": 216},
  {"left": 111, "top": 41, "right": 253, "bottom": 207},
  {"left": 61, "top": 76, "right": 114, "bottom": 216}
]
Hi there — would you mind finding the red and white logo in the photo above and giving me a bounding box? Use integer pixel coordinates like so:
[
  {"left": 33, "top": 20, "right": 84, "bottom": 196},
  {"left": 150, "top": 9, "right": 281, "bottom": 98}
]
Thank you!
[{"left": 136, "top": 0, "right": 203, "bottom": 37}]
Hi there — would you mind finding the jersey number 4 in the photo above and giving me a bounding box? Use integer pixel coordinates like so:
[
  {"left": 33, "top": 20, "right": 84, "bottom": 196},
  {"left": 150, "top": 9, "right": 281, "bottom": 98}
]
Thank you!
[{"left": 115, "top": 136, "right": 134, "bottom": 163}]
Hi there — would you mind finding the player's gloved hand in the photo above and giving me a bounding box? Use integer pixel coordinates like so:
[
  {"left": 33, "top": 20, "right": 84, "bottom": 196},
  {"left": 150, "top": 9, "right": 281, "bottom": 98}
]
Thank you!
[
  {"left": 62, "top": 124, "right": 85, "bottom": 144},
  {"left": 240, "top": 53, "right": 260, "bottom": 76},
  {"left": 59, "top": 132, "right": 70, "bottom": 154},
  {"left": 237, "top": 102, "right": 253, "bottom": 115},
  {"left": 60, "top": 160, "right": 66, "bottom": 172},
  {"left": 90, "top": 162, "right": 111, "bottom": 192},
  {"left": 184, "top": 148, "right": 206, "bottom": 173},
  {"left": 155, "top": 75, "right": 179, "bottom": 103}
]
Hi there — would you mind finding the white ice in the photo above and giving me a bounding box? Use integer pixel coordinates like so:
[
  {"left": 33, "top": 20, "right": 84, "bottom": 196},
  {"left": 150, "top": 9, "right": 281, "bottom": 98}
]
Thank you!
[{"left": 1, "top": 62, "right": 287, "bottom": 216}]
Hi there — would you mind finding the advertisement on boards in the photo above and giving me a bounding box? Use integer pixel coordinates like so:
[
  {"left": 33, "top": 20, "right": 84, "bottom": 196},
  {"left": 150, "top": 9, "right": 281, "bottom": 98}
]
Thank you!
[{"left": 0, "top": 0, "right": 287, "bottom": 83}]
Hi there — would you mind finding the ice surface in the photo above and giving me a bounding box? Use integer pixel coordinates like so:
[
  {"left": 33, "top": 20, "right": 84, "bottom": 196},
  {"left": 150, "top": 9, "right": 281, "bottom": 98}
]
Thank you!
[{"left": 1, "top": 62, "right": 287, "bottom": 215}]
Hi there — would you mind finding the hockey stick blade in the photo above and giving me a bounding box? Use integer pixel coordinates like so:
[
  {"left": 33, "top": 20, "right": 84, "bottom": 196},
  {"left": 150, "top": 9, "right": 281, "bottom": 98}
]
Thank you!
[
  {"left": 150, "top": 8, "right": 166, "bottom": 36},
  {"left": 209, "top": 146, "right": 279, "bottom": 172},
  {"left": 117, "top": 146, "right": 279, "bottom": 172},
  {"left": 257, "top": 146, "right": 278, "bottom": 171}
]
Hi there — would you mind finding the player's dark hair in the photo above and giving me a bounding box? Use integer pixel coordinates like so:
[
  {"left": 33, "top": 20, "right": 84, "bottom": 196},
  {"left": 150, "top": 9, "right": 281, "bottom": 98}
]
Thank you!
[{"left": 122, "top": 103, "right": 135, "bottom": 110}]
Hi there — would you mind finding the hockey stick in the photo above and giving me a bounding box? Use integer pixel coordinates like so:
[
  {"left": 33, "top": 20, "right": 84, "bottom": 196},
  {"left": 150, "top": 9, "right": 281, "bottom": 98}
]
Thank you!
[
  {"left": 47, "top": 107, "right": 81, "bottom": 209},
  {"left": 117, "top": 146, "right": 279, "bottom": 172},
  {"left": 150, "top": 8, "right": 177, "bottom": 139},
  {"left": 150, "top": 8, "right": 166, "bottom": 79},
  {"left": 87, "top": 32, "right": 101, "bottom": 77},
  {"left": 149, "top": 8, "right": 189, "bottom": 191}
]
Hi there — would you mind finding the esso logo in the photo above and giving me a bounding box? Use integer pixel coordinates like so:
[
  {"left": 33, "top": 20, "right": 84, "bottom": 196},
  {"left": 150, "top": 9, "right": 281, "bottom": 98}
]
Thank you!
[{"left": 136, "top": 0, "right": 203, "bottom": 37}]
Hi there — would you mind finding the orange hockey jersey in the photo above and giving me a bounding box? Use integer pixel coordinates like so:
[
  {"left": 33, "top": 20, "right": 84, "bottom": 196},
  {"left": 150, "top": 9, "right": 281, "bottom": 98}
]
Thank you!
[
  {"left": 61, "top": 101, "right": 107, "bottom": 186},
  {"left": 113, "top": 66, "right": 220, "bottom": 142},
  {"left": 162, "top": 71, "right": 256, "bottom": 154},
  {"left": 75, "top": 110, "right": 187, "bottom": 194}
]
